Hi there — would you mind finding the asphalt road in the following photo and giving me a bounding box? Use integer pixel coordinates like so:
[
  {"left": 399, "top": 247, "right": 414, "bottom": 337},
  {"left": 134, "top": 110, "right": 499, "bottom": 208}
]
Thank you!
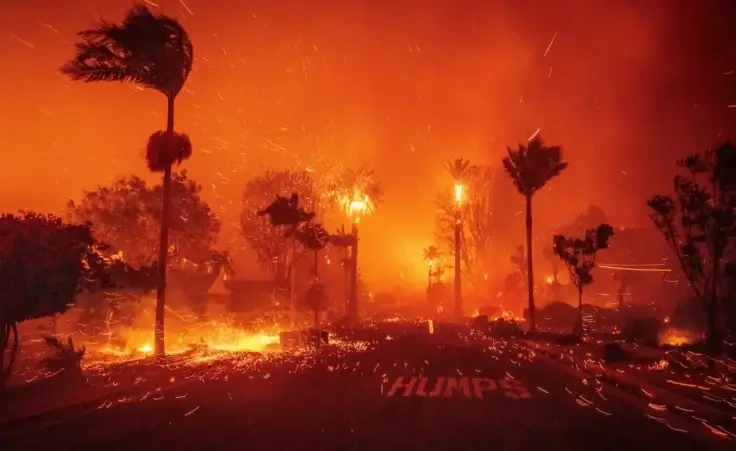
[{"left": 0, "top": 326, "right": 731, "bottom": 451}]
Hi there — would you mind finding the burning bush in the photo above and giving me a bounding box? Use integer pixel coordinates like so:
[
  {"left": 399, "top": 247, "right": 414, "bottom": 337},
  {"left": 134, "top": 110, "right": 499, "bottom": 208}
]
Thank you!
[
  {"left": 658, "top": 327, "right": 703, "bottom": 347},
  {"left": 41, "top": 335, "right": 85, "bottom": 375}
]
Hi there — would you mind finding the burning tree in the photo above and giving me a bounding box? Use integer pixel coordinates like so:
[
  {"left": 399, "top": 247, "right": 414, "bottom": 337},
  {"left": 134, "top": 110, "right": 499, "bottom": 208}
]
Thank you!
[
  {"left": 435, "top": 165, "right": 522, "bottom": 287},
  {"left": 0, "top": 212, "right": 110, "bottom": 388},
  {"left": 323, "top": 166, "right": 383, "bottom": 216},
  {"left": 648, "top": 142, "right": 736, "bottom": 358},
  {"left": 503, "top": 134, "right": 568, "bottom": 332},
  {"left": 553, "top": 224, "right": 614, "bottom": 335},
  {"left": 241, "top": 171, "right": 317, "bottom": 290}
]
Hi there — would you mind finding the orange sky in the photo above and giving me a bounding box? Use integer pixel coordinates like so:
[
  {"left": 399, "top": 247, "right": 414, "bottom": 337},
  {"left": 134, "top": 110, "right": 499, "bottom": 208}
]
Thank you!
[{"left": 2, "top": 0, "right": 736, "bottom": 288}]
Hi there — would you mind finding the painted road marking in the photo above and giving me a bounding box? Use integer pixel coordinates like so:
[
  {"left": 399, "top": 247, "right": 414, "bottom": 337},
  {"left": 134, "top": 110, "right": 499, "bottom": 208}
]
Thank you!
[{"left": 385, "top": 376, "right": 531, "bottom": 400}]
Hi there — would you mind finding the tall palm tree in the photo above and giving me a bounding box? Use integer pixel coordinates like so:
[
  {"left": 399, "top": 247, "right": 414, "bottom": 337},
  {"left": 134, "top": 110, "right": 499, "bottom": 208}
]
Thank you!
[
  {"left": 61, "top": 5, "right": 194, "bottom": 358},
  {"left": 446, "top": 158, "right": 477, "bottom": 317},
  {"left": 502, "top": 135, "right": 568, "bottom": 332},
  {"left": 422, "top": 245, "right": 441, "bottom": 287}
]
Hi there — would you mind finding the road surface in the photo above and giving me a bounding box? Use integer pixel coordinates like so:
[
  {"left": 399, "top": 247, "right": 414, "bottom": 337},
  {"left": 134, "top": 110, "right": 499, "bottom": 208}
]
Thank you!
[{"left": 0, "top": 325, "right": 731, "bottom": 451}]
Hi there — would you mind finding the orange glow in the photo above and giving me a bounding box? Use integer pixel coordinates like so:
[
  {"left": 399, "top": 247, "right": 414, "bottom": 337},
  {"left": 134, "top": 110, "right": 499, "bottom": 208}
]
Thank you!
[
  {"left": 454, "top": 183, "right": 464, "bottom": 206},
  {"left": 92, "top": 320, "right": 281, "bottom": 359},
  {"left": 545, "top": 275, "right": 554, "bottom": 284},
  {"left": 0, "top": 2, "right": 724, "bottom": 292}
]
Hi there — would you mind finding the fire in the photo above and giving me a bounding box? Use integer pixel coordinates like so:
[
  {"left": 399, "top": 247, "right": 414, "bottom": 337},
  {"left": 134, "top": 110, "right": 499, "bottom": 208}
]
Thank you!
[
  {"left": 92, "top": 320, "right": 281, "bottom": 359},
  {"left": 472, "top": 309, "right": 525, "bottom": 322},
  {"left": 658, "top": 327, "right": 701, "bottom": 347},
  {"left": 545, "top": 275, "right": 554, "bottom": 284}
]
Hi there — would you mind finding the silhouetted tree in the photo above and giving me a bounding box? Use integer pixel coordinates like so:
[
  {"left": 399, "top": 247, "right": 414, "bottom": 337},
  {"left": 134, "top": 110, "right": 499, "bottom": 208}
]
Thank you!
[
  {"left": 294, "top": 222, "right": 330, "bottom": 279},
  {"left": 553, "top": 224, "right": 614, "bottom": 335},
  {"left": 648, "top": 142, "right": 736, "bottom": 359},
  {"left": 324, "top": 166, "right": 383, "bottom": 215},
  {"left": 62, "top": 5, "right": 195, "bottom": 357},
  {"left": 68, "top": 172, "right": 224, "bottom": 318},
  {"left": 241, "top": 170, "right": 317, "bottom": 289},
  {"left": 503, "top": 135, "right": 568, "bottom": 332},
  {"left": 422, "top": 245, "right": 442, "bottom": 287},
  {"left": 329, "top": 225, "right": 356, "bottom": 309},
  {"left": 68, "top": 171, "right": 221, "bottom": 269},
  {"left": 0, "top": 213, "right": 109, "bottom": 388},
  {"left": 304, "top": 282, "right": 328, "bottom": 328}
]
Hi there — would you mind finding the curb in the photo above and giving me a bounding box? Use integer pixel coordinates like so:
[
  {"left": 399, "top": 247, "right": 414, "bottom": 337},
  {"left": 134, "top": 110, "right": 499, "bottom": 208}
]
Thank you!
[{"left": 519, "top": 340, "right": 735, "bottom": 426}]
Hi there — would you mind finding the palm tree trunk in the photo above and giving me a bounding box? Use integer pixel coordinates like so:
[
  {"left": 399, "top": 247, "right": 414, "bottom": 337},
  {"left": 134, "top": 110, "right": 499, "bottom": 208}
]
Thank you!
[
  {"left": 525, "top": 194, "right": 536, "bottom": 332},
  {"left": 349, "top": 224, "right": 359, "bottom": 324},
  {"left": 154, "top": 95, "right": 175, "bottom": 358},
  {"left": 577, "top": 287, "right": 583, "bottom": 336},
  {"left": 290, "top": 237, "right": 297, "bottom": 326}
]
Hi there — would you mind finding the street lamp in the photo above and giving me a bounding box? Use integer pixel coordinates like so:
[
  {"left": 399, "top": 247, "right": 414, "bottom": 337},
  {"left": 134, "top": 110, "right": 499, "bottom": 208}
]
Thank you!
[{"left": 453, "top": 182, "right": 464, "bottom": 318}]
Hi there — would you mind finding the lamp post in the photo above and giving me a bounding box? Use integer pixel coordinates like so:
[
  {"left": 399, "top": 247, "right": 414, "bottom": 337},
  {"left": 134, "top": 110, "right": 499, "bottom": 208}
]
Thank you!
[
  {"left": 453, "top": 182, "right": 463, "bottom": 318},
  {"left": 347, "top": 198, "right": 367, "bottom": 325}
]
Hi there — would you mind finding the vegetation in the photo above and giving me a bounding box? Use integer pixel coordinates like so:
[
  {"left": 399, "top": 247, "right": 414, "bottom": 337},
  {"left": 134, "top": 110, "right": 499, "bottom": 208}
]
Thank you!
[
  {"left": 648, "top": 142, "right": 736, "bottom": 359},
  {"left": 41, "top": 336, "right": 86, "bottom": 376},
  {"left": 62, "top": 4, "right": 195, "bottom": 357},
  {"left": 68, "top": 172, "right": 225, "bottom": 319},
  {"left": 553, "top": 224, "right": 614, "bottom": 335},
  {"left": 242, "top": 171, "right": 317, "bottom": 289},
  {"left": 503, "top": 135, "right": 568, "bottom": 332},
  {"left": 421, "top": 245, "right": 442, "bottom": 288},
  {"left": 0, "top": 213, "right": 109, "bottom": 388}
]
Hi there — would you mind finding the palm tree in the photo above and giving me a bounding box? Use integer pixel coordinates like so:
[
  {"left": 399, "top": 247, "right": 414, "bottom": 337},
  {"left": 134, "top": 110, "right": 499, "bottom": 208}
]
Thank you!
[
  {"left": 422, "top": 245, "right": 441, "bottom": 288},
  {"left": 329, "top": 225, "right": 356, "bottom": 314},
  {"left": 446, "top": 158, "right": 477, "bottom": 317},
  {"left": 61, "top": 5, "right": 194, "bottom": 358},
  {"left": 446, "top": 158, "right": 478, "bottom": 183},
  {"left": 502, "top": 135, "right": 568, "bottom": 332}
]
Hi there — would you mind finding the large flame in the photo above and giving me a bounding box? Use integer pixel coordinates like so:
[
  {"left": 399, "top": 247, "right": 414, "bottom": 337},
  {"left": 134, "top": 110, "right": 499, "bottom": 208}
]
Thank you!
[{"left": 658, "top": 327, "right": 701, "bottom": 347}]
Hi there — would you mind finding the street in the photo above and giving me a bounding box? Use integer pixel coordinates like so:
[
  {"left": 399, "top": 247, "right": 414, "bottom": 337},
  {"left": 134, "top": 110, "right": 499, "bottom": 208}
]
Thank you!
[{"left": 0, "top": 326, "right": 730, "bottom": 451}]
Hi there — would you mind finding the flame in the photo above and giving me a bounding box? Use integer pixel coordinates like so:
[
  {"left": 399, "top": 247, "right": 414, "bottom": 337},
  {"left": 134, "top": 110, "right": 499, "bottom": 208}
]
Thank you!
[
  {"left": 92, "top": 320, "right": 281, "bottom": 360},
  {"left": 658, "top": 327, "right": 701, "bottom": 347},
  {"left": 454, "top": 183, "right": 463, "bottom": 205},
  {"left": 341, "top": 192, "right": 374, "bottom": 223},
  {"left": 545, "top": 275, "right": 554, "bottom": 284}
]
